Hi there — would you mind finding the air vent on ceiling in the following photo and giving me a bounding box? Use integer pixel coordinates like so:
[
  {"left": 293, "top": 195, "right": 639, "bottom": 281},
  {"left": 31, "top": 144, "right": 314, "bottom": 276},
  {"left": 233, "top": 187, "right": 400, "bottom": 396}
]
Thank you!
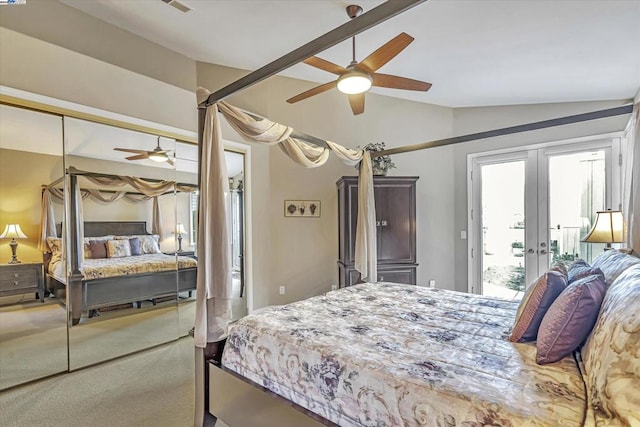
[{"left": 161, "top": 0, "right": 190, "bottom": 13}]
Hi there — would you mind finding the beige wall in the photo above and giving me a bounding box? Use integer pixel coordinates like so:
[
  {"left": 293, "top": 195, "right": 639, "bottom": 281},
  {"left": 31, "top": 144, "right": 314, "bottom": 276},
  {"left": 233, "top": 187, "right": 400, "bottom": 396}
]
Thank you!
[
  {"left": 0, "top": 0, "right": 196, "bottom": 92},
  {"left": 0, "top": 27, "right": 197, "bottom": 133},
  {"left": 0, "top": 149, "right": 64, "bottom": 264}
]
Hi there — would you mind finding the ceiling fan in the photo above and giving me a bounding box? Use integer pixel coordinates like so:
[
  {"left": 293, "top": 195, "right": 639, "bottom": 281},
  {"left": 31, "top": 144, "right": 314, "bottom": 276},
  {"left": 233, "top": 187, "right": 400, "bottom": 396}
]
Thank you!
[
  {"left": 286, "top": 4, "right": 432, "bottom": 115},
  {"left": 114, "top": 137, "right": 174, "bottom": 166}
]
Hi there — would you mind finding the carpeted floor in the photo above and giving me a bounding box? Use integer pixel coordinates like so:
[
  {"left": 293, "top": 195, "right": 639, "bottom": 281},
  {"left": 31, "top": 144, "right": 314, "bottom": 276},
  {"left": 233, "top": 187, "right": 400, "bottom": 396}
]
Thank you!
[
  {"left": 0, "top": 336, "right": 203, "bottom": 427},
  {"left": 0, "top": 299, "right": 68, "bottom": 389}
]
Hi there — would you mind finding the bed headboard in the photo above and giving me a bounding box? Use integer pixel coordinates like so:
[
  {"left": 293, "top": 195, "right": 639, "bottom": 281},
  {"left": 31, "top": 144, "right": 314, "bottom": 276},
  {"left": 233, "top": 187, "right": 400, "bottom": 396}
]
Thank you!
[{"left": 55, "top": 221, "right": 151, "bottom": 237}]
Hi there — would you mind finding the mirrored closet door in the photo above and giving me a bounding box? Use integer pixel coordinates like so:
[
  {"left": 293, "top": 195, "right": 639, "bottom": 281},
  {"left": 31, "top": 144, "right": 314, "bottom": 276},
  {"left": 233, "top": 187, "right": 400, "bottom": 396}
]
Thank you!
[
  {"left": 63, "top": 117, "right": 189, "bottom": 369},
  {"left": 0, "top": 104, "right": 68, "bottom": 390}
]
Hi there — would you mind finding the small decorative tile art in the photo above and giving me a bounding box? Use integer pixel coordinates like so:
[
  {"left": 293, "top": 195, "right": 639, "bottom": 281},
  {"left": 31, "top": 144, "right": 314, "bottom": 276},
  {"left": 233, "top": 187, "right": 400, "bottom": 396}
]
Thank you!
[{"left": 284, "top": 200, "right": 321, "bottom": 217}]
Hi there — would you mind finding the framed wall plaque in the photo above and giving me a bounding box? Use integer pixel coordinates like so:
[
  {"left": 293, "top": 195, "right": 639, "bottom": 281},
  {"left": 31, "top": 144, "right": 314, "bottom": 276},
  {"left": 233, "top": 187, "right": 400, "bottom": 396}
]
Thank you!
[{"left": 284, "top": 200, "right": 320, "bottom": 217}]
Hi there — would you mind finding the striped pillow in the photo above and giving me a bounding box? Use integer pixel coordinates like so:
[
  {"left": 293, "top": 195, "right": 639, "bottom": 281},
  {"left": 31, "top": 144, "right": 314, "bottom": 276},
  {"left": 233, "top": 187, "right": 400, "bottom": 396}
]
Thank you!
[{"left": 509, "top": 271, "right": 567, "bottom": 342}]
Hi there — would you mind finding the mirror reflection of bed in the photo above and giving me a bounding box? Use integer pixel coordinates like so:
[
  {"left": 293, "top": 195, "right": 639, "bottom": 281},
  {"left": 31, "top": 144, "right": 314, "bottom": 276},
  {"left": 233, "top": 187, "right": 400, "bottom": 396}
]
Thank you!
[
  {"left": 0, "top": 100, "right": 246, "bottom": 386},
  {"left": 61, "top": 117, "right": 246, "bottom": 369},
  {"left": 62, "top": 118, "right": 184, "bottom": 368},
  {"left": 0, "top": 104, "right": 68, "bottom": 390}
]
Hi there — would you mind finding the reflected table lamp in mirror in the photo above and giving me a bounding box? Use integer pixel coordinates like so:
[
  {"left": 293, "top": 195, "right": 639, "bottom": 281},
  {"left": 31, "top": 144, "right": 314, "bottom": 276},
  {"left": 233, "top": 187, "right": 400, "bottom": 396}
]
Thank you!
[
  {"left": 581, "top": 209, "right": 624, "bottom": 250},
  {"left": 173, "top": 223, "right": 187, "bottom": 252},
  {"left": 0, "top": 223, "right": 28, "bottom": 264}
]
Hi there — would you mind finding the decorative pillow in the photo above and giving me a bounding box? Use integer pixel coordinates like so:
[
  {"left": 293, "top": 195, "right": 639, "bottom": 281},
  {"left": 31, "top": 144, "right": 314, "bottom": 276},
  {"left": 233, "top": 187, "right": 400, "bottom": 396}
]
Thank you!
[
  {"left": 129, "top": 238, "right": 142, "bottom": 256},
  {"left": 135, "top": 235, "right": 159, "bottom": 254},
  {"left": 46, "top": 236, "right": 63, "bottom": 264},
  {"left": 581, "top": 265, "right": 640, "bottom": 425},
  {"left": 106, "top": 239, "right": 131, "bottom": 258},
  {"left": 536, "top": 274, "right": 606, "bottom": 364},
  {"left": 83, "top": 243, "right": 92, "bottom": 259},
  {"left": 89, "top": 240, "right": 108, "bottom": 259},
  {"left": 592, "top": 250, "right": 640, "bottom": 287},
  {"left": 114, "top": 234, "right": 161, "bottom": 254},
  {"left": 568, "top": 258, "right": 589, "bottom": 271},
  {"left": 83, "top": 235, "right": 113, "bottom": 260},
  {"left": 550, "top": 261, "right": 568, "bottom": 278},
  {"left": 568, "top": 265, "right": 605, "bottom": 284},
  {"left": 509, "top": 271, "right": 567, "bottom": 343}
]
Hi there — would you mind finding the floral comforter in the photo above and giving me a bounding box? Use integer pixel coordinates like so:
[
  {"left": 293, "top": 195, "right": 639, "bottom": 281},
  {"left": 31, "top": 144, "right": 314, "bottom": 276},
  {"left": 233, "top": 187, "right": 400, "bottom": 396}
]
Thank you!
[
  {"left": 222, "top": 283, "right": 588, "bottom": 427},
  {"left": 49, "top": 253, "right": 196, "bottom": 282}
]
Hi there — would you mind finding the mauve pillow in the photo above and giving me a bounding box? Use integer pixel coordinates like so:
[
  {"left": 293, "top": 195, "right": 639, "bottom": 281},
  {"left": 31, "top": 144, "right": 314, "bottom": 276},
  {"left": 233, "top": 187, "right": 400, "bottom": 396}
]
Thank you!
[
  {"left": 509, "top": 271, "right": 567, "bottom": 343},
  {"left": 568, "top": 265, "right": 604, "bottom": 284},
  {"left": 89, "top": 240, "right": 108, "bottom": 259},
  {"left": 536, "top": 274, "right": 606, "bottom": 364},
  {"left": 129, "top": 238, "right": 142, "bottom": 256}
]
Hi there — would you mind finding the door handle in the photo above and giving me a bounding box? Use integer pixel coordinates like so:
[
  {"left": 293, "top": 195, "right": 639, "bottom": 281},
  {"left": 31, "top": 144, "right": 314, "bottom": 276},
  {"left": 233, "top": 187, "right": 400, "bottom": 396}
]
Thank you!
[
  {"left": 539, "top": 249, "right": 548, "bottom": 255},
  {"left": 527, "top": 248, "right": 535, "bottom": 254}
]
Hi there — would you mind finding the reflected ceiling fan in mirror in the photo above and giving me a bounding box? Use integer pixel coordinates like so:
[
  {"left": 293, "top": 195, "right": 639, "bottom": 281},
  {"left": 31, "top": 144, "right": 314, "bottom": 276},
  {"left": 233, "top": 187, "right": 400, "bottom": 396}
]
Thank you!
[
  {"left": 286, "top": 4, "right": 432, "bottom": 115},
  {"left": 114, "top": 137, "right": 174, "bottom": 166}
]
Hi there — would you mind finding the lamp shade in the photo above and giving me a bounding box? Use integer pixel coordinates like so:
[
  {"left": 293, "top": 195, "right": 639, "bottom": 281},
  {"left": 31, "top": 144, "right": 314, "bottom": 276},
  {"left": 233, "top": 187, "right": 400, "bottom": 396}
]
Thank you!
[
  {"left": 0, "top": 224, "right": 27, "bottom": 239},
  {"left": 173, "top": 223, "right": 187, "bottom": 235},
  {"left": 581, "top": 210, "right": 624, "bottom": 244}
]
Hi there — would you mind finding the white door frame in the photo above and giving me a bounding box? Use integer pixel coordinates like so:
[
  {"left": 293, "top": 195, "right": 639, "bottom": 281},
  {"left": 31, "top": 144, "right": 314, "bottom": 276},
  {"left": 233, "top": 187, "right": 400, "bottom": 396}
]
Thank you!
[{"left": 467, "top": 133, "right": 622, "bottom": 295}]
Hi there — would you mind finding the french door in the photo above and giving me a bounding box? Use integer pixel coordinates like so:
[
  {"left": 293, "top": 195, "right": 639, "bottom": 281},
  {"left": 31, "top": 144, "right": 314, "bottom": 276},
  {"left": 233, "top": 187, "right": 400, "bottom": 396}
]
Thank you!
[{"left": 469, "top": 138, "right": 620, "bottom": 299}]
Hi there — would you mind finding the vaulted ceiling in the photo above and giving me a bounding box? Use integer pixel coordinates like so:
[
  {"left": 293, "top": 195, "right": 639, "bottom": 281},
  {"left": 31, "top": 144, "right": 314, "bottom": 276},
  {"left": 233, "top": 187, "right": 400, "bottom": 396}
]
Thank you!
[{"left": 58, "top": 0, "right": 640, "bottom": 108}]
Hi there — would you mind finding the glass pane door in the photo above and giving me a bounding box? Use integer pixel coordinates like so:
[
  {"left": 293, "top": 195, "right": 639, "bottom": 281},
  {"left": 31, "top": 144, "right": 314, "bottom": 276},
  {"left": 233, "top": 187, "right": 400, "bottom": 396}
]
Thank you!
[
  {"left": 470, "top": 139, "right": 617, "bottom": 300},
  {"left": 548, "top": 149, "right": 607, "bottom": 265},
  {"left": 480, "top": 160, "right": 527, "bottom": 299}
]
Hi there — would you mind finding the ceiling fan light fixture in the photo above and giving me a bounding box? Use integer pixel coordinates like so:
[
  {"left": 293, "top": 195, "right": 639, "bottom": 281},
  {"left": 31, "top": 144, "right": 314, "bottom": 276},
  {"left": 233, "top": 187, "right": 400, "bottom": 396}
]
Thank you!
[
  {"left": 337, "top": 70, "right": 372, "bottom": 95},
  {"left": 148, "top": 151, "right": 168, "bottom": 162}
]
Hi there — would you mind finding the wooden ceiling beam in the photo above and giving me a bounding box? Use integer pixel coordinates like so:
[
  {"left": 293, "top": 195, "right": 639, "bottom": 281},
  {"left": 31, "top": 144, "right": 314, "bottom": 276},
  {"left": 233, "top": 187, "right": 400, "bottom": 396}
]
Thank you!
[{"left": 201, "top": 0, "right": 428, "bottom": 107}]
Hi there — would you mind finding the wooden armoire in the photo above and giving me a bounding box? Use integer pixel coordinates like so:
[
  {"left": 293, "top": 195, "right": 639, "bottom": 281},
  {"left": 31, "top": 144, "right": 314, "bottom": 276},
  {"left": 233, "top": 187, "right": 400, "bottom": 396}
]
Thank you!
[{"left": 337, "top": 176, "right": 418, "bottom": 287}]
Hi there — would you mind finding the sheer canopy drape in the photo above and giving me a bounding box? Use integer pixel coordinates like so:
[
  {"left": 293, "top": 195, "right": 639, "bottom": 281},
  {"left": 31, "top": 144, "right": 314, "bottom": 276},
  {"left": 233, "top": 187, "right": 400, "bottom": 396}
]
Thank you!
[
  {"left": 194, "top": 87, "right": 377, "bottom": 348},
  {"left": 39, "top": 170, "right": 196, "bottom": 252},
  {"left": 622, "top": 101, "right": 639, "bottom": 254}
]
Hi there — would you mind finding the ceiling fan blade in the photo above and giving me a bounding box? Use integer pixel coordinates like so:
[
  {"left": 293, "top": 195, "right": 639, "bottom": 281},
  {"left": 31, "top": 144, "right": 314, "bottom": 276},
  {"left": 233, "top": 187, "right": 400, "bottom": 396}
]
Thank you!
[
  {"left": 359, "top": 32, "right": 414, "bottom": 73},
  {"left": 303, "top": 56, "right": 347, "bottom": 75},
  {"left": 372, "top": 73, "right": 432, "bottom": 91},
  {"left": 114, "top": 148, "right": 147, "bottom": 154},
  {"left": 125, "top": 154, "right": 149, "bottom": 161},
  {"left": 286, "top": 81, "right": 336, "bottom": 104},
  {"left": 165, "top": 158, "right": 175, "bottom": 166},
  {"left": 348, "top": 93, "right": 365, "bottom": 115}
]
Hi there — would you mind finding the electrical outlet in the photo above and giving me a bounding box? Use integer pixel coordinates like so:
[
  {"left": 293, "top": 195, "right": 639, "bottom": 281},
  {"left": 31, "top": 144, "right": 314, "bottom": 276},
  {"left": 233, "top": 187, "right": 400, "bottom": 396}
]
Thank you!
[
  {"left": 429, "top": 280, "right": 436, "bottom": 288},
  {"left": 279, "top": 286, "right": 285, "bottom": 295},
  {"left": 331, "top": 284, "right": 338, "bottom": 291}
]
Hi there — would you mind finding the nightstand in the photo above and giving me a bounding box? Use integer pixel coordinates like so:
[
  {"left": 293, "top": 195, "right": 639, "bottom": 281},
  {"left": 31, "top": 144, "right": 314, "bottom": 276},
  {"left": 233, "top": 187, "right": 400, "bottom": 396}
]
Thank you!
[
  {"left": 164, "top": 251, "right": 196, "bottom": 258},
  {"left": 0, "top": 262, "right": 44, "bottom": 303}
]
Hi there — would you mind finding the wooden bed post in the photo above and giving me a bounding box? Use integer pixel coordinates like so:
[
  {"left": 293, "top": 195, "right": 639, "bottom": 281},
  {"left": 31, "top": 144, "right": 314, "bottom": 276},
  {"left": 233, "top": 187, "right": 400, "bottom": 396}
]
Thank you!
[
  {"left": 194, "top": 103, "right": 207, "bottom": 427},
  {"left": 68, "top": 173, "right": 84, "bottom": 326}
]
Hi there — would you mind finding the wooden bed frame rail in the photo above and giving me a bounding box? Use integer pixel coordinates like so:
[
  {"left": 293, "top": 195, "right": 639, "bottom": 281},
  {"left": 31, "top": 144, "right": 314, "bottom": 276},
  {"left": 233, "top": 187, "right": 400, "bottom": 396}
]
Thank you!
[{"left": 206, "top": 338, "right": 335, "bottom": 427}]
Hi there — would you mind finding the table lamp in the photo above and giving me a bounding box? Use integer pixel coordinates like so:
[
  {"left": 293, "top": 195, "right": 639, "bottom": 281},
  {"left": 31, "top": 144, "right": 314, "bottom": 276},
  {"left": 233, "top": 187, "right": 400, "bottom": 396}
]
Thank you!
[
  {"left": 0, "top": 223, "right": 28, "bottom": 264},
  {"left": 173, "top": 223, "right": 187, "bottom": 252},
  {"left": 581, "top": 209, "right": 624, "bottom": 250}
]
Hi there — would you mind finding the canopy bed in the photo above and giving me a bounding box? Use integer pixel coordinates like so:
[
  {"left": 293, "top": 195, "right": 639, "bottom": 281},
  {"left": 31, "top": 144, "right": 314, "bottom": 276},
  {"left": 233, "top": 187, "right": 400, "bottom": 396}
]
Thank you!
[
  {"left": 40, "top": 167, "right": 198, "bottom": 325},
  {"left": 193, "top": 93, "right": 637, "bottom": 426},
  {"left": 193, "top": 1, "right": 639, "bottom": 425}
]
